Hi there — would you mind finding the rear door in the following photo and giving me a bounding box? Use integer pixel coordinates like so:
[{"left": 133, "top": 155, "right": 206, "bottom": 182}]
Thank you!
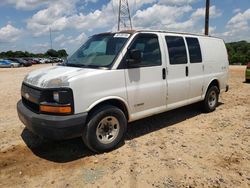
[
  {"left": 185, "top": 37, "right": 204, "bottom": 101},
  {"left": 164, "top": 35, "right": 189, "bottom": 109}
]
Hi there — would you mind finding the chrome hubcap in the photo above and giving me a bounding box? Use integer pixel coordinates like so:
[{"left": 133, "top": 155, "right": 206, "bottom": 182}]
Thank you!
[
  {"left": 96, "top": 116, "right": 120, "bottom": 144},
  {"left": 208, "top": 91, "right": 217, "bottom": 108}
]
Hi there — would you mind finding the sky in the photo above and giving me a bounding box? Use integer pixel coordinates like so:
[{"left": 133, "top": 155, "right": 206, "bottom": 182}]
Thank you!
[{"left": 0, "top": 0, "right": 250, "bottom": 55}]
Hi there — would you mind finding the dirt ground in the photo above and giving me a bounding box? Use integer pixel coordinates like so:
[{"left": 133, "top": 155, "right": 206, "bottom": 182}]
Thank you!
[{"left": 0, "top": 64, "right": 249, "bottom": 188}]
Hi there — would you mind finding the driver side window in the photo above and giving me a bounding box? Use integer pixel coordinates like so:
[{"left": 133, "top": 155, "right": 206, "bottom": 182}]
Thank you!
[{"left": 128, "top": 34, "right": 162, "bottom": 68}]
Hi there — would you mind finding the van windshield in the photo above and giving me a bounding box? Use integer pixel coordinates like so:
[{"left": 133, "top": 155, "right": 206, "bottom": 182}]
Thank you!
[{"left": 66, "top": 33, "right": 130, "bottom": 68}]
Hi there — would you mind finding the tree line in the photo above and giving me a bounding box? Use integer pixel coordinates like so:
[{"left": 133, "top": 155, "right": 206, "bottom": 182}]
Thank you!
[
  {"left": 226, "top": 41, "right": 250, "bottom": 65},
  {"left": 0, "top": 49, "right": 68, "bottom": 59}
]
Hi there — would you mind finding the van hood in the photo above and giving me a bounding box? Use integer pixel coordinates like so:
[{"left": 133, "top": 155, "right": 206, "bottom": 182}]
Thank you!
[{"left": 24, "top": 65, "right": 96, "bottom": 88}]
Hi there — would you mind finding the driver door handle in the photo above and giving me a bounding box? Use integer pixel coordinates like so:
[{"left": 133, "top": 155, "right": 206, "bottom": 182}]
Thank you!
[
  {"left": 162, "top": 68, "right": 166, "bottom": 80},
  {"left": 185, "top": 66, "right": 189, "bottom": 77}
]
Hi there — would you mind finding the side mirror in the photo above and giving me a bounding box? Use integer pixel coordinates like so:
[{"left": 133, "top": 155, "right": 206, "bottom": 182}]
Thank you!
[{"left": 127, "top": 49, "right": 142, "bottom": 65}]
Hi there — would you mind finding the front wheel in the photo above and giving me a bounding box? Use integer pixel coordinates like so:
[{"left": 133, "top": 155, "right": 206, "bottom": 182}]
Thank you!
[
  {"left": 82, "top": 105, "right": 127, "bottom": 153},
  {"left": 203, "top": 86, "right": 219, "bottom": 113}
]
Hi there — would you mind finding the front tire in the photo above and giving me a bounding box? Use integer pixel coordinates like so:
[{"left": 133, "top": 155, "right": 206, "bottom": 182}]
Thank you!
[
  {"left": 82, "top": 105, "right": 127, "bottom": 153},
  {"left": 203, "top": 86, "right": 219, "bottom": 113}
]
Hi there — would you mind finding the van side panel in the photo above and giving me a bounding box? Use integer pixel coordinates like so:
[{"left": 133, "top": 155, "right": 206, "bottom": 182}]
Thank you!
[
  {"left": 199, "top": 37, "right": 229, "bottom": 97},
  {"left": 68, "top": 70, "right": 129, "bottom": 115}
]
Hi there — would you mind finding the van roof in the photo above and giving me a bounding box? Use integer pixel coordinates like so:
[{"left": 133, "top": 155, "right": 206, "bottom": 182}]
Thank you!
[{"left": 97, "top": 29, "right": 221, "bottom": 40}]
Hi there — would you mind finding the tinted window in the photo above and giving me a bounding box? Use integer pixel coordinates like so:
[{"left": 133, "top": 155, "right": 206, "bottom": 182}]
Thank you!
[
  {"left": 165, "top": 36, "right": 187, "bottom": 65},
  {"left": 186, "top": 37, "right": 202, "bottom": 63},
  {"left": 129, "top": 34, "right": 161, "bottom": 67}
]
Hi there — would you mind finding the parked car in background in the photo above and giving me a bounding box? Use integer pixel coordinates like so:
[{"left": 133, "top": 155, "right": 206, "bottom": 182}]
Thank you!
[
  {"left": 246, "top": 62, "right": 250, "bottom": 82},
  {"left": 32, "top": 58, "right": 42, "bottom": 64},
  {"left": 39, "top": 58, "right": 50, "bottom": 64},
  {"left": 32, "top": 58, "right": 41, "bottom": 64},
  {"left": 50, "top": 57, "right": 64, "bottom": 63},
  {"left": 9, "top": 58, "right": 32, "bottom": 67},
  {"left": 24, "top": 58, "right": 38, "bottom": 65},
  {"left": 0, "top": 59, "right": 20, "bottom": 68}
]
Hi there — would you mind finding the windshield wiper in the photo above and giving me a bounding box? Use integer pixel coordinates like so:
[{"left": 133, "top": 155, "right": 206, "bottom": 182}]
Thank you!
[
  {"left": 65, "top": 63, "right": 102, "bottom": 68},
  {"left": 65, "top": 63, "right": 83, "bottom": 67}
]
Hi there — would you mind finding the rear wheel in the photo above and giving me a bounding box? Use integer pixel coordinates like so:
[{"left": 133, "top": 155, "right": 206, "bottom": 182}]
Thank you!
[
  {"left": 203, "top": 86, "right": 219, "bottom": 113},
  {"left": 82, "top": 105, "right": 127, "bottom": 153},
  {"left": 10, "top": 65, "right": 14, "bottom": 68}
]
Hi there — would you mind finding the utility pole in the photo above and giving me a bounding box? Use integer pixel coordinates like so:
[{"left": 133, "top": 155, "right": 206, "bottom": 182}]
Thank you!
[
  {"left": 49, "top": 27, "right": 53, "bottom": 49},
  {"left": 49, "top": 27, "right": 53, "bottom": 66},
  {"left": 205, "top": 0, "right": 210, "bottom": 35},
  {"left": 118, "top": 0, "right": 132, "bottom": 31}
]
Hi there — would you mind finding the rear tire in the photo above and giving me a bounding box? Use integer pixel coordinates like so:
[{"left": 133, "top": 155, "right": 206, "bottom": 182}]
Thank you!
[
  {"left": 203, "top": 86, "right": 219, "bottom": 113},
  {"left": 82, "top": 105, "right": 127, "bottom": 153}
]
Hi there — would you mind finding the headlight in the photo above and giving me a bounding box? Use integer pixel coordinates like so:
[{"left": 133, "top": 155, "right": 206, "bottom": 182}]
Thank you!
[
  {"left": 53, "top": 91, "right": 60, "bottom": 103},
  {"left": 51, "top": 90, "right": 72, "bottom": 104},
  {"left": 40, "top": 89, "right": 74, "bottom": 114}
]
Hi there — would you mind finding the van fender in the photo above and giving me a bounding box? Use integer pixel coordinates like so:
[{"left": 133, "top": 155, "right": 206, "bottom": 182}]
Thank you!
[
  {"left": 86, "top": 96, "right": 131, "bottom": 118},
  {"left": 202, "top": 78, "right": 220, "bottom": 99}
]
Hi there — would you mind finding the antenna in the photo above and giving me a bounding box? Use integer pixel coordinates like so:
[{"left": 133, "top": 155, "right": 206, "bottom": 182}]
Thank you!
[{"left": 118, "top": 0, "right": 132, "bottom": 31}]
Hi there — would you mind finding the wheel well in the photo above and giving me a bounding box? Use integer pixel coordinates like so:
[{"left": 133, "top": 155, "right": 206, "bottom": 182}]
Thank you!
[
  {"left": 208, "top": 79, "right": 220, "bottom": 93},
  {"left": 87, "top": 99, "right": 129, "bottom": 121}
]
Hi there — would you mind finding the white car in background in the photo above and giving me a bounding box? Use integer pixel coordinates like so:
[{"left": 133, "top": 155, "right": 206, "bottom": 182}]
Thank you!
[{"left": 39, "top": 58, "right": 49, "bottom": 64}]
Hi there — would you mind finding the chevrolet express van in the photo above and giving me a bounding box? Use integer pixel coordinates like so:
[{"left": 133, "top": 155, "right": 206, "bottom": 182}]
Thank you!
[{"left": 17, "top": 30, "right": 229, "bottom": 152}]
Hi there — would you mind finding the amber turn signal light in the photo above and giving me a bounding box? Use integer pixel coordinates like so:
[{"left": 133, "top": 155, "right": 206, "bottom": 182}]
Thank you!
[{"left": 40, "top": 105, "right": 72, "bottom": 114}]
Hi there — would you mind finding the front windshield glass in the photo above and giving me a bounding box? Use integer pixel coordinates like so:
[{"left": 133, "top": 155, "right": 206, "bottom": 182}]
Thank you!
[{"left": 67, "top": 33, "right": 130, "bottom": 68}]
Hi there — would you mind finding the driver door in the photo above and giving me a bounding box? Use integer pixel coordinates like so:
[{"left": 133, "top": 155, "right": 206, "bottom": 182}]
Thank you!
[{"left": 124, "top": 33, "right": 167, "bottom": 120}]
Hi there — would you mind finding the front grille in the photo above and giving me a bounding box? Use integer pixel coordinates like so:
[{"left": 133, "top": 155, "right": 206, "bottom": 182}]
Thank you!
[
  {"left": 21, "top": 84, "right": 41, "bottom": 104},
  {"left": 21, "top": 83, "right": 74, "bottom": 115},
  {"left": 22, "top": 97, "right": 40, "bottom": 113},
  {"left": 21, "top": 83, "right": 41, "bottom": 113}
]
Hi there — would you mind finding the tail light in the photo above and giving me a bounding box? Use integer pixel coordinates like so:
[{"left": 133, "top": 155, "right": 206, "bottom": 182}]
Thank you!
[{"left": 247, "top": 63, "right": 250, "bottom": 68}]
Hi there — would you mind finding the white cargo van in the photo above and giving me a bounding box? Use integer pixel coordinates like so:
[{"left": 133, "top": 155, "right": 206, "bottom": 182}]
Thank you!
[{"left": 17, "top": 30, "right": 229, "bottom": 152}]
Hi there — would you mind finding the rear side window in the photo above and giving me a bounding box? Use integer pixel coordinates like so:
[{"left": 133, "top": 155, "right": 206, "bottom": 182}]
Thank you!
[
  {"left": 165, "top": 36, "right": 187, "bottom": 65},
  {"left": 186, "top": 37, "right": 202, "bottom": 63}
]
